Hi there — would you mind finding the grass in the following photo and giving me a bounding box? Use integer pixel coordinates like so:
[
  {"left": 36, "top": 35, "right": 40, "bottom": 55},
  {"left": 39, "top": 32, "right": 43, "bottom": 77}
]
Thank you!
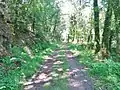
[
  {"left": 57, "top": 50, "right": 66, "bottom": 55},
  {"left": 44, "top": 79, "right": 68, "bottom": 90}
]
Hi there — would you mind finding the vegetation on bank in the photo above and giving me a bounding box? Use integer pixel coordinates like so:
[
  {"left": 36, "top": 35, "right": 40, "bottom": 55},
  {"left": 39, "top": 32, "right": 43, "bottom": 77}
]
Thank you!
[
  {"left": 69, "top": 43, "right": 120, "bottom": 90},
  {"left": 0, "top": 42, "right": 58, "bottom": 90}
]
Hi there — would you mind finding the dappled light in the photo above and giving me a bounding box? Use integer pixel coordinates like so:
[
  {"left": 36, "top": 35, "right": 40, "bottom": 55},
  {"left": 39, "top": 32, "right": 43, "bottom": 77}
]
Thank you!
[
  {"left": 0, "top": 0, "right": 120, "bottom": 90},
  {"left": 66, "top": 50, "right": 93, "bottom": 90},
  {"left": 23, "top": 48, "right": 70, "bottom": 90}
]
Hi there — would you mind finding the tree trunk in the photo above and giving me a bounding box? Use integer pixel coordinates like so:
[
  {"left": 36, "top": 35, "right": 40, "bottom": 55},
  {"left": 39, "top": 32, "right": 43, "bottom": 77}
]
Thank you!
[
  {"left": 115, "top": 16, "right": 120, "bottom": 54},
  {"left": 102, "top": 0, "right": 112, "bottom": 51},
  {"left": 109, "top": 30, "right": 114, "bottom": 52},
  {"left": 112, "top": 0, "right": 120, "bottom": 54},
  {"left": 87, "top": 29, "right": 92, "bottom": 43},
  {"left": 93, "top": 0, "right": 100, "bottom": 54}
]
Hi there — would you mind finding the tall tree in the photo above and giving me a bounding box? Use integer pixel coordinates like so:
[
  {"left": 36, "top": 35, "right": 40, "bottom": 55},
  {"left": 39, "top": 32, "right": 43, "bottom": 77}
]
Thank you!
[
  {"left": 93, "top": 0, "right": 100, "bottom": 54},
  {"left": 102, "top": 0, "right": 112, "bottom": 51},
  {"left": 112, "top": 0, "right": 120, "bottom": 54}
]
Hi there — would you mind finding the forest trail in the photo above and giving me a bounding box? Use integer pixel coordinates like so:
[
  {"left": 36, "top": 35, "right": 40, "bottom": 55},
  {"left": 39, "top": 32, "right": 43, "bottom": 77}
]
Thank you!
[{"left": 24, "top": 44, "right": 93, "bottom": 90}]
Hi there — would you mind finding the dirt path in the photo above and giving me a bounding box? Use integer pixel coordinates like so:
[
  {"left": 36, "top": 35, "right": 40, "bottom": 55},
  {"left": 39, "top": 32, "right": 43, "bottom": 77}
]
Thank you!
[
  {"left": 66, "top": 49, "right": 93, "bottom": 90},
  {"left": 24, "top": 45, "right": 93, "bottom": 90}
]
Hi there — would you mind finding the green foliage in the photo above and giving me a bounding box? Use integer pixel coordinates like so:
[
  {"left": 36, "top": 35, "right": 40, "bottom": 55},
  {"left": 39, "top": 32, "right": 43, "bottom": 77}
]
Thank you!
[
  {"left": 0, "top": 1, "right": 61, "bottom": 89},
  {"left": 44, "top": 79, "right": 68, "bottom": 90},
  {"left": 1, "top": 0, "right": 120, "bottom": 89},
  {"left": 68, "top": 43, "right": 85, "bottom": 51},
  {"left": 8, "top": 0, "right": 60, "bottom": 43},
  {"left": 0, "top": 43, "right": 58, "bottom": 90},
  {"left": 91, "top": 60, "right": 120, "bottom": 90}
]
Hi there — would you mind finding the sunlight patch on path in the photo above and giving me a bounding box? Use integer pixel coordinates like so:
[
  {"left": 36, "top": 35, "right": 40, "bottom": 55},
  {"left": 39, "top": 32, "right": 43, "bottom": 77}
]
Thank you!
[
  {"left": 24, "top": 44, "right": 93, "bottom": 90},
  {"left": 24, "top": 46, "right": 69, "bottom": 90},
  {"left": 66, "top": 49, "right": 93, "bottom": 90}
]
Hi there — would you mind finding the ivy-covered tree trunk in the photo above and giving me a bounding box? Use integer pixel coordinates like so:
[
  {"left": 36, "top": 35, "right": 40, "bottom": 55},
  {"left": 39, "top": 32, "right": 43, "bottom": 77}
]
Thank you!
[
  {"left": 112, "top": 0, "right": 120, "bottom": 54},
  {"left": 102, "top": 0, "right": 112, "bottom": 51},
  {"left": 116, "top": 18, "right": 120, "bottom": 54},
  {"left": 0, "top": 1, "right": 11, "bottom": 57},
  {"left": 93, "top": 0, "right": 100, "bottom": 54}
]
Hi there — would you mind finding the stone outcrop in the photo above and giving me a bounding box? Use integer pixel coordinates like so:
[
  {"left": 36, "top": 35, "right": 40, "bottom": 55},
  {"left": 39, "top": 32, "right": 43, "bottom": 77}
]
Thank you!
[{"left": 0, "top": 1, "right": 11, "bottom": 57}]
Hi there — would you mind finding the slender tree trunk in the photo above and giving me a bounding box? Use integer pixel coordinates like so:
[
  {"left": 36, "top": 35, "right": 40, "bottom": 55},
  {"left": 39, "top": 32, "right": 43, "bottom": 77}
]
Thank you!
[
  {"left": 112, "top": 0, "right": 120, "bottom": 54},
  {"left": 109, "top": 30, "right": 114, "bottom": 52},
  {"left": 87, "top": 29, "right": 92, "bottom": 43},
  {"left": 102, "top": 0, "right": 112, "bottom": 51},
  {"left": 13, "top": 2, "right": 18, "bottom": 40},
  {"left": 115, "top": 16, "right": 120, "bottom": 54},
  {"left": 116, "top": 22, "right": 120, "bottom": 54},
  {"left": 32, "top": 17, "right": 35, "bottom": 32},
  {"left": 93, "top": 0, "right": 100, "bottom": 54}
]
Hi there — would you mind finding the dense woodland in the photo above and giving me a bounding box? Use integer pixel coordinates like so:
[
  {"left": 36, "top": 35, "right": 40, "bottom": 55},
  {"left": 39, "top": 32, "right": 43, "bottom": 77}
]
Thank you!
[{"left": 0, "top": 0, "right": 120, "bottom": 90}]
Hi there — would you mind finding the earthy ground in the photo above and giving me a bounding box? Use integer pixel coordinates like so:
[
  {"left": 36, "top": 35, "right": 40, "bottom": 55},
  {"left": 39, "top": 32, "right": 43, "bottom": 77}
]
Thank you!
[{"left": 24, "top": 45, "right": 93, "bottom": 90}]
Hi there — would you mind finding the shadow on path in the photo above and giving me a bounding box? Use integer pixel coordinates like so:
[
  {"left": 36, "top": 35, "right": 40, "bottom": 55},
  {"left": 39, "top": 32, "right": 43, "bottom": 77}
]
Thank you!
[
  {"left": 24, "top": 51, "right": 59, "bottom": 90},
  {"left": 24, "top": 44, "right": 93, "bottom": 90},
  {"left": 66, "top": 48, "right": 93, "bottom": 90}
]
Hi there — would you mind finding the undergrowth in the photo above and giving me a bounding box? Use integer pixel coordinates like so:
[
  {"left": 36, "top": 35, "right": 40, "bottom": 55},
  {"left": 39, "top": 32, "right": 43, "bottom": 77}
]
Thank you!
[
  {"left": 69, "top": 43, "right": 120, "bottom": 90},
  {"left": 0, "top": 42, "right": 58, "bottom": 90}
]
